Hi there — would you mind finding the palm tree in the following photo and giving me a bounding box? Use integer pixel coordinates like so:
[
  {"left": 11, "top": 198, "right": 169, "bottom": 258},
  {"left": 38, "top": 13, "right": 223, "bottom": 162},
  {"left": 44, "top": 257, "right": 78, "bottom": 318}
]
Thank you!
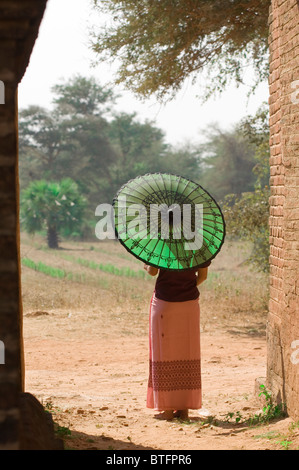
[{"left": 20, "top": 178, "right": 86, "bottom": 248}]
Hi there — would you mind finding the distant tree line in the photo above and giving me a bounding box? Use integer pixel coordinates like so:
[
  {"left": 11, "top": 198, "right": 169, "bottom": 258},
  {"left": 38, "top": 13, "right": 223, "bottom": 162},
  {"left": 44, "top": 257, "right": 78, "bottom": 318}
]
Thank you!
[{"left": 19, "top": 76, "right": 269, "bottom": 271}]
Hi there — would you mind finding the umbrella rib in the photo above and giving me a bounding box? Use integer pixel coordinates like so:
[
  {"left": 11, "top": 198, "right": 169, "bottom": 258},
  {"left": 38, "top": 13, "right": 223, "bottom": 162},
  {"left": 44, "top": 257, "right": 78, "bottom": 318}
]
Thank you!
[
  {"left": 159, "top": 173, "right": 172, "bottom": 206},
  {"left": 135, "top": 234, "right": 156, "bottom": 260},
  {"left": 173, "top": 174, "right": 182, "bottom": 199},
  {"left": 135, "top": 177, "right": 156, "bottom": 199},
  {"left": 149, "top": 238, "right": 161, "bottom": 263},
  {"left": 119, "top": 190, "right": 147, "bottom": 204},
  {"left": 139, "top": 174, "right": 159, "bottom": 198},
  {"left": 178, "top": 180, "right": 196, "bottom": 204},
  {"left": 113, "top": 173, "right": 225, "bottom": 271}
]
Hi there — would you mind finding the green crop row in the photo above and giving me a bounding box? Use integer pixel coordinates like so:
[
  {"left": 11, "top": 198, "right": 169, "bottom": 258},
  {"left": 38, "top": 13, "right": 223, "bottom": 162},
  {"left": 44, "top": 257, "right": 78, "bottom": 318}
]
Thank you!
[
  {"left": 21, "top": 257, "right": 66, "bottom": 279},
  {"left": 21, "top": 255, "right": 149, "bottom": 282},
  {"left": 21, "top": 257, "right": 89, "bottom": 283},
  {"left": 58, "top": 253, "right": 148, "bottom": 280}
]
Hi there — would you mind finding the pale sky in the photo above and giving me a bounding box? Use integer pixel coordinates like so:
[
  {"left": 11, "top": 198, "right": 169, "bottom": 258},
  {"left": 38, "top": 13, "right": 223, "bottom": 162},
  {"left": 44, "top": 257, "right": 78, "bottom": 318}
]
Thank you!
[{"left": 18, "top": 0, "right": 269, "bottom": 147}]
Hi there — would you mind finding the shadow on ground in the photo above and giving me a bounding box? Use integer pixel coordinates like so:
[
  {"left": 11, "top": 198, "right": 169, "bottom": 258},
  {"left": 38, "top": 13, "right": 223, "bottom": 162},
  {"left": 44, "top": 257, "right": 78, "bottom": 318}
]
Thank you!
[{"left": 60, "top": 429, "right": 156, "bottom": 451}]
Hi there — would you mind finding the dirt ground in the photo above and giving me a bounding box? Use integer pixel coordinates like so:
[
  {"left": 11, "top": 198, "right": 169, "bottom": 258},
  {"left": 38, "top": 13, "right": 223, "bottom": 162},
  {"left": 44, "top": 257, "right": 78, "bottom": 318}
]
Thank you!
[
  {"left": 23, "top": 308, "right": 299, "bottom": 452},
  {"left": 21, "top": 236, "right": 299, "bottom": 451}
]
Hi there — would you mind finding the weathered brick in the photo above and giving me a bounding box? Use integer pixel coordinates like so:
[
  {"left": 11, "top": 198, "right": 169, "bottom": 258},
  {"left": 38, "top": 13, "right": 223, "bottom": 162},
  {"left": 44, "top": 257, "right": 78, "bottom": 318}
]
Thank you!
[{"left": 267, "top": 0, "right": 299, "bottom": 421}]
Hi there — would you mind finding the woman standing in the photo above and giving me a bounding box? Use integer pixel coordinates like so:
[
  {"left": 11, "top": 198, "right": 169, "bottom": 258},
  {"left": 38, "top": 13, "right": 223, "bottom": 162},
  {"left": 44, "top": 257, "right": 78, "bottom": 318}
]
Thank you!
[{"left": 144, "top": 262, "right": 210, "bottom": 420}]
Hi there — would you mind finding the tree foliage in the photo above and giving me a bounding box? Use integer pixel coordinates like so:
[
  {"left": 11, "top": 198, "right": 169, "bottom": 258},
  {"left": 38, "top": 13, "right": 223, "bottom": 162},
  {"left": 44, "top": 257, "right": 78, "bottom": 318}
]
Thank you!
[
  {"left": 91, "top": 0, "right": 270, "bottom": 101},
  {"left": 19, "top": 75, "right": 202, "bottom": 238},
  {"left": 20, "top": 178, "right": 87, "bottom": 248},
  {"left": 222, "top": 188, "right": 269, "bottom": 272},
  {"left": 105, "top": 112, "right": 167, "bottom": 199},
  {"left": 51, "top": 75, "right": 116, "bottom": 116},
  {"left": 222, "top": 103, "right": 270, "bottom": 272},
  {"left": 238, "top": 102, "right": 270, "bottom": 188},
  {"left": 198, "top": 124, "right": 256, "bottom": 200},
  {"left": 19, "top": 76, "right": 117, "bottom": 194},
  {"left": 19, "top": 75, "right": 270, "bottom": 267}
]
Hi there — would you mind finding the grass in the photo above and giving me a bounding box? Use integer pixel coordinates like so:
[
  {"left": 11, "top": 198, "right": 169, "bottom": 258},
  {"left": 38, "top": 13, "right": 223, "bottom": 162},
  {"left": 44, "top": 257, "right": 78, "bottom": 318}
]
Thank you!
[
  {"left": 21, "top": 254, "right": 149, "bottom": 283},
  {"left": 22, "top": 256, "right": 88, "bottom": 283},
  {"left": 176, "top": 384, "right": 298, "bottom": 449},
  {"left": 57, "top": 253, "right": 149, "bottom": 280},
  {"left": 254, "top": 384, "right": 286, "bottom": 424},
  {"left": 22, "top": 257, "right": 66, "bottom": 279},
  {"left": 177, "top": 384, "right": 287, "bottom": 432},
  {"left": 54, "top": 424, "right": 72, "bottom": 439},
  {"left": 222, "top": 385, "right": 286, "bottom": 427},
  {"left": 20, "top": 234, "right": 269, "bottom": 332},
  {"left": 254, "top": 421, "right": 299, "bottom": 450}
]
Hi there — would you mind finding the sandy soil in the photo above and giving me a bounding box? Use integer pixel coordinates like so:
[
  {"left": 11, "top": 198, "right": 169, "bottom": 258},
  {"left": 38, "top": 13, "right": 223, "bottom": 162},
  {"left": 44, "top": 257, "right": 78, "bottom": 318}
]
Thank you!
[
  {"left": 21, "top": 236, "right": 299, "bottom": 451},
  {"left": 23, "top": 309, "right": 299, "bottom": 451}
]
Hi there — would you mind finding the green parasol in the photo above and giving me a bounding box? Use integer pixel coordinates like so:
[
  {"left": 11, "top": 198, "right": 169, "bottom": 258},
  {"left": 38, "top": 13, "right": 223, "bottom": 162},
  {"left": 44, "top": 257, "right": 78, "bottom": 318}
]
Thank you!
[{"left": 112, "top": 173, "right": 225, "bottom": 270}]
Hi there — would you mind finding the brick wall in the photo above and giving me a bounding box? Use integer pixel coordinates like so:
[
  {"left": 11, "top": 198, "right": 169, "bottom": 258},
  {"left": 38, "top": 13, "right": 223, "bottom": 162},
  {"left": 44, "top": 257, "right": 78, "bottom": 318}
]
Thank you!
[{"left": 267, "top": 0, "right": 299, "bottom": 419}]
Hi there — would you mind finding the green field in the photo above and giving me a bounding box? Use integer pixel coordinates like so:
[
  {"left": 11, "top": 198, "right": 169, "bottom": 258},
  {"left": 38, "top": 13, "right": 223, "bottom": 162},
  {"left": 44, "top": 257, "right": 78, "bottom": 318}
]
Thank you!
[{"left": 20, "top": 232, "right": 269, "bottom": 337}]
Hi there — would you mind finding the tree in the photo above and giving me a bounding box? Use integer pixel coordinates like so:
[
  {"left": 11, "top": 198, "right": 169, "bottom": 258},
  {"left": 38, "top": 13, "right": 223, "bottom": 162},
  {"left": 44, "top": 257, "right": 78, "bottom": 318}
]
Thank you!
[
  {"left": 19, "top": 105, "right": 67, "bottom": 186},
  {"left": 51, "top": 75, "right": 116, "bottom": 116},
  {"left": 105, "top": 112, "right": 168, "bottom": 198},
  {"left": 20, "top": 178, "right": 87, "bottom": 249},
  {"left": 222, "top": 103, "right": 270, "bottom": 271},
  {"left": 19, "top": 75, "right": 205, "bottom": 239},
  {"left": 198, "top": 124, "right": 256, "bottom": 200},
  {"left": 238, "top": 101, "right": 270, "bottom": 189},
  {"left": 100, "top": 112, "right": 203, "bottom": 201},
  {"left": 18, "top": 76, "right": 118, "bottom": 210},
  {"left": 158, "top": 142, "right": 202, "bottom": 181},
  {"left": 222, "top": 188, "right": 270, "bottom": 272},
  {"left": 91, "top": 0, "right": 270, "bottom": 101}
]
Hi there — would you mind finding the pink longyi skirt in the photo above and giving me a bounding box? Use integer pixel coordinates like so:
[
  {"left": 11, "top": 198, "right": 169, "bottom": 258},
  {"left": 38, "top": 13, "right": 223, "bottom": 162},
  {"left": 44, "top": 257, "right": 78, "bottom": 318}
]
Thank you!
[{"left": 147, "top": 294, "right": 202, "bottom": 411}]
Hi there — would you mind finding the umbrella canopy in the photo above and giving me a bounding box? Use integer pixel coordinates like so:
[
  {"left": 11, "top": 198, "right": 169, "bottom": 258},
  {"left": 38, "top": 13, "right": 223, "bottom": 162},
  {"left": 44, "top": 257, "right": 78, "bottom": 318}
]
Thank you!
[{"left": 112, "top": 173, "right": 225, "bottom": 270}]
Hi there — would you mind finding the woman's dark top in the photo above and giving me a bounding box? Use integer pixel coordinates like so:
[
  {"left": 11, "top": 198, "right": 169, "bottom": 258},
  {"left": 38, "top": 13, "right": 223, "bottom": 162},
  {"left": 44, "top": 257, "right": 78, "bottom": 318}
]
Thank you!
[{"left": 154, "top": 260, "right": 211, "bottom": 302}]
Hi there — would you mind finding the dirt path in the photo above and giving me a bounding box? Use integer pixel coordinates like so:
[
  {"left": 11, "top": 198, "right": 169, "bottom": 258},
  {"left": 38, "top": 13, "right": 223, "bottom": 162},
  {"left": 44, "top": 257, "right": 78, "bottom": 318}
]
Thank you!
[{"left": 23, "top": 311, "right": 299, "bottom": 451}]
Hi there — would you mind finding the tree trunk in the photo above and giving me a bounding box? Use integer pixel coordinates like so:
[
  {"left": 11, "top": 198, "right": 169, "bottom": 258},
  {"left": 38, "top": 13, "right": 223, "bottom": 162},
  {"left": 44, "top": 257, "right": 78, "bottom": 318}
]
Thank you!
[{"left": 47, "top": 225, "right": 59, "bottom": 249}]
